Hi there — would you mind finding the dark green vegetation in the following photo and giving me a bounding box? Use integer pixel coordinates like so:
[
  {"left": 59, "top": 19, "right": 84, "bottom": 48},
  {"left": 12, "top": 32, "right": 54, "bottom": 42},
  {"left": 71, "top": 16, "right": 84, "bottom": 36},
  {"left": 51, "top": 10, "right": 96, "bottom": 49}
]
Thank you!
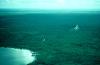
[{"left": 0, "top": 13, "right": 100, "bottom": 65}]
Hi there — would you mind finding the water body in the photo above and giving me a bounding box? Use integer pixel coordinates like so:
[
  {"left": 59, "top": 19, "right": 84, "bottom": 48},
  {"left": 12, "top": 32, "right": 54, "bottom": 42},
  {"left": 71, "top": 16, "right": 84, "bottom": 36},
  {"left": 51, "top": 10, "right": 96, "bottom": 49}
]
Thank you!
[
  {"left": 0, "top": 47, "right": 36, "bottom": 65},
  {"left": 0, "top": 13, "right": 100, "bottom": 65}
]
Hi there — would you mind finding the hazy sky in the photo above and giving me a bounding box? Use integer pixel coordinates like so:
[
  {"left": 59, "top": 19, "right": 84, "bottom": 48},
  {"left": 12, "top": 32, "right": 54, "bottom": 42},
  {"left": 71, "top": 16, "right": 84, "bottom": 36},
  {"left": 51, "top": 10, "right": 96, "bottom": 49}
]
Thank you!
[{"left": 0, "top": 0, "right": 100, "bottom": 11}]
